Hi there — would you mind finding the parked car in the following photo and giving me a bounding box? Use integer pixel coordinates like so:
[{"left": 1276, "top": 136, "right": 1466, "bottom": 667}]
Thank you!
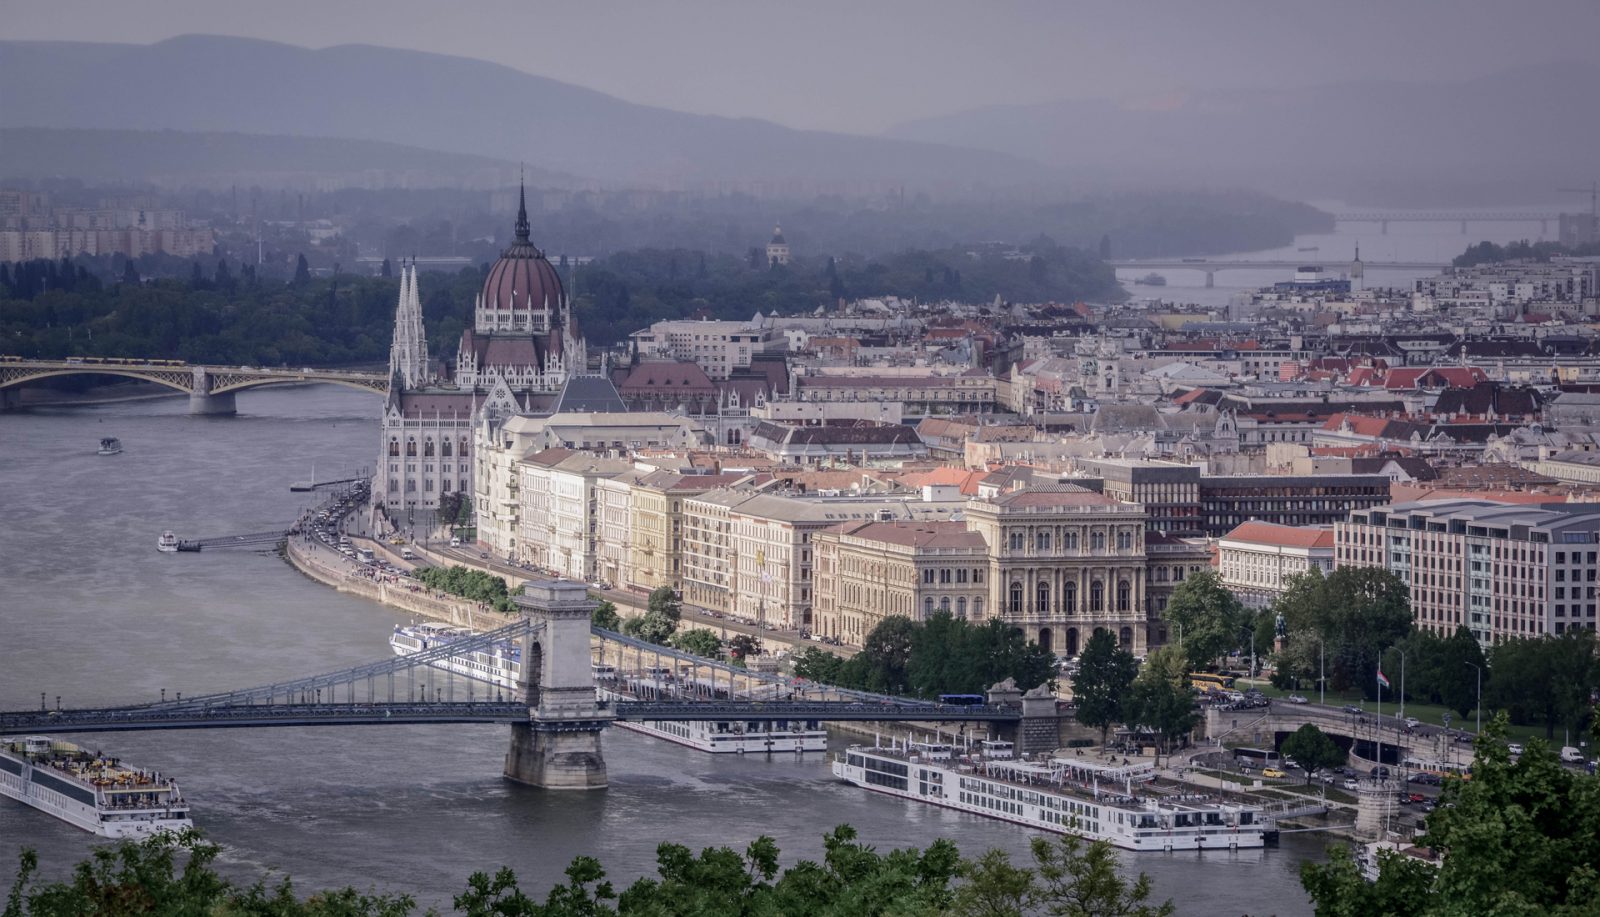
[
  {"left": 1262, "top": 767, "right": 1288, "bottom": 779},
  {"left": 1286, "top": 694, "right": 1308, "bottom": 705},
  {"left": 1342, "top": 779, "right": 1360, "bottom": 791},
  {"left": 1404, "top": 717, "right": 1421, "bottom": 728},
  {"left": 1370, "top": 766, "right": 1392, "bottom": 778}
]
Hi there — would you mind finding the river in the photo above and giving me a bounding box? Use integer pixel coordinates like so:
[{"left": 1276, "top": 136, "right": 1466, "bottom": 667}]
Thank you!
[
  {"left": 1116, "top": 205, "right": 1559, "bottom": 308},
  {"left": 0, "top": 386, "right": 1327, "bottom": 914}
]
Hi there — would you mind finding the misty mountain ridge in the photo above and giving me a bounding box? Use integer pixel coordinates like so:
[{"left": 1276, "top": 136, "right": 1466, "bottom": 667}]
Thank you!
[
  {"left": 0, "top": 127, "right": 582, "bottom": 189},
  {"left": 0, "top": 35, "right": 1043, "bottom": 194},
  {"left": 887, "top": 61, "right": 1600, "bottom": 207}
]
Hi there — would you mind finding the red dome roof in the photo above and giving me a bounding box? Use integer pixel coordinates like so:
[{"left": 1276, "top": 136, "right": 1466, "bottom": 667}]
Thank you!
[{"left": 481, "top": 186, "right": 565, "bottom": 312}]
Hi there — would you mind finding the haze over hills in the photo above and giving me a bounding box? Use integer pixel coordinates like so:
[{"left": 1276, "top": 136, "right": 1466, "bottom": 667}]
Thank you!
[
  {"left": 0, "top": 35, "right": 1042, "bottom": 194},
  {"left": 0, "top": 128, "right": 579, "bottom": 189},
  {"left": 887, "top": 62, "right": 1600, "bottom": 207}
]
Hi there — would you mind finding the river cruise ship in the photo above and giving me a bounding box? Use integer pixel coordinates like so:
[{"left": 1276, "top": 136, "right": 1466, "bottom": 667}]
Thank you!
[
  {"left": 0, "top": 736, "right": 193, "bottom": 838},
  {"left": 833, "top": 743, "right": 1266, "bottom": 851},
  {"left": 388, "top": 625, "right": 826, "bottom": 754},
  {"left": 594, "top": 665, "right": 827, "bottom": 754}
]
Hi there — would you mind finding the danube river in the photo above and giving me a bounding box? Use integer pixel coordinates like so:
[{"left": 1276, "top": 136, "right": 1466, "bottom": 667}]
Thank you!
[{"left": 0, "top": 387, "right": 1325, "bottom": 914}]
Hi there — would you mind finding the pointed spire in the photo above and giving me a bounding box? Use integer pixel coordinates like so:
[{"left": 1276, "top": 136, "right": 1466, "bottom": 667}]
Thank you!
[{"left": 515, "top": 166, "right": 530, "bottom": 243}]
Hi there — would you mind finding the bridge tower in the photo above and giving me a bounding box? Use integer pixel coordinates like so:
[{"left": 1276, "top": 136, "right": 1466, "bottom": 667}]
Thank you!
[
  {"left": 504, "top": 579, "right": 612, "bottom": 790},
  {"left": 189, "top": 368, "right": 237, "bottom": 416}
]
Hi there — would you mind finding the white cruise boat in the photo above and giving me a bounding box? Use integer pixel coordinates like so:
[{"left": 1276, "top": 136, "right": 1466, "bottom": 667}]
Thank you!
[
  {"left": 97, "top": 437, "right": 123, "bottom": 456},
  {"left": 833, "top": 743, "right": 1266, "bottom": 852},
  {"left": 388, "top": 624, "right": 827, "bottom": 754},
  {"left": 0, "top": 736, "right": 193, "bottom": 838},
  {"left": 157, "top": 531, "right": 180, "bottom": 553}
]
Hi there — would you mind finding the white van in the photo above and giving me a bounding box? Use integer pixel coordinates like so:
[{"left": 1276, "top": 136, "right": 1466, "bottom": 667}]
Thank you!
[
  {"left": 1561, "top": 746, "right": 1586, "bottom": 764},
  {"left": 400, "top": 547, "right": 415, "bottom": 560},
  {"left": 449, "top": 536, "right": 461, "bottom": 548}
]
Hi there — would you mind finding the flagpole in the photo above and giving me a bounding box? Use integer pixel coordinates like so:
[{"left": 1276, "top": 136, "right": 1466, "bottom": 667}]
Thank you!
[{"left": 1376, "top": 666, "right": 1383, "bottom": 781}]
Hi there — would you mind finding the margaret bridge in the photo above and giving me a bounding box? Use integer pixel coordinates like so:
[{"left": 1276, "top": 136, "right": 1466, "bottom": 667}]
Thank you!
[
  {"left": 0, "top": 358, "right": 389, "bottom": 414},
  {"left": 0, "top": 581, "right": 1024, "bottom": 790}
]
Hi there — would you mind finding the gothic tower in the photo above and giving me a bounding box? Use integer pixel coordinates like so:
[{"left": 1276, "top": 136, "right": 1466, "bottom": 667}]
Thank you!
[{"left": 388, "top": 263, "right": 431, "bottom": 390}]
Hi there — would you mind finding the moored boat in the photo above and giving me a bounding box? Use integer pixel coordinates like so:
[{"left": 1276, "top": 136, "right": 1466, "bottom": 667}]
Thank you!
[
  {"left": 97, "top": 437, "right": 122, "bottom": 455},
  {"left": 0, "top": 736, "right": 193, "bottom": 838}
]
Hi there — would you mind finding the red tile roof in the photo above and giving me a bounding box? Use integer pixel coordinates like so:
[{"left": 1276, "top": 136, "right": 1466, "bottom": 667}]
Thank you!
[{"left": 1222, "top": 521, "right": 1335, "bottom": 549}]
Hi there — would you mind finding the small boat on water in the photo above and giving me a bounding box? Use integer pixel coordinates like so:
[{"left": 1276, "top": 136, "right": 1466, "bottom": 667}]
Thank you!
[
  {"left": 97, "top": 437, "right": 122, "bottom": 455},
  {"left": 1297, "top": 246, "right": 1320, "bottom": 252},
  {"left": 156, "top": 531, "right": 202, "bottom": 553},
  {"left": 1133, "top": 273, "right": 1167, "bottom": 286}
]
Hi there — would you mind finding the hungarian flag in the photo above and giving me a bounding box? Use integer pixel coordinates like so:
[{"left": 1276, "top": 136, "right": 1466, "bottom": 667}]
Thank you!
[{"left": 1377, "top": 668, "right": 1391, "bottom": 689}]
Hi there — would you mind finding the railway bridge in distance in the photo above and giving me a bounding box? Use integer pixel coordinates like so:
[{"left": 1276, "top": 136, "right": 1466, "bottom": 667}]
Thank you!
[
  {"left": 0, "top": 580, "right": 1027, "bottom": 790},
  {"left": 0, "top": 358, "right": 388, "bottom": 414}
]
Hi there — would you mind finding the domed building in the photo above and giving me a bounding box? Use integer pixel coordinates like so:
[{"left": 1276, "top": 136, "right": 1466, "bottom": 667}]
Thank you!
[{"left": 373, "top": 183, "right": 589, "bottom": 520}]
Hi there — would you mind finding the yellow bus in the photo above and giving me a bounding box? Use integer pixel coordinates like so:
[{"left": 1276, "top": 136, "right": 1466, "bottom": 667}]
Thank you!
[{"left": 1190, "top": 672, "right": 1237, "bottom": 691}]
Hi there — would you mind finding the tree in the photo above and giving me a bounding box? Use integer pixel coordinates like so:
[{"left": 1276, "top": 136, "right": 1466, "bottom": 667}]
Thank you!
[
  {"left": 851, "top": 615, "right": 917, "bottom": 694},
  {"left": 1486, "top": 630, "right": 1598, "bottom": 739},
  {"left": 293, "top": 253, "right": 312, "bottom": 285},
  {"left": 455, "top": 494, "right": 474, "bottom": 527},
  {"left": 1280, "top": 724, "right": 1345, "bottom": 783},
  {"left": 621, "top": 613, "right": 676, "bottom": 646},
  {"left": 1027, "top": 833, "right": 1174, "bottom": 917},
  {"left": 591, "top": 600, "right": 621, "bottom": 632},
  {"left": 726, "top": 634, "right": 761, "bottom": 665},
  {"left": 1098, "top": 234, "right": 1112, "bottom": 260},
  {"left": 793, "top": 646, "right": 846, "bottom": 684},
  {"left": 1436, "top": 625, "right": 1487, "bottom": 719},
  {"left": 120, "top": 259, "right": 139, "bottom": 285},
  {"left": 1301, "top": 715, "right": 1600, "bottom": 916},
  {"left": 1275, "top": 567, "right": 1411, "bottom": 697},
  {"left": 646, "top": 586, "right": 681, "bottom": 624},
  {"left": 669, "top": 628, "right": 722, "bottom": 659},
  {"left": 1161, "top": 569, "right": 1246, "bottom": 671},
  {"left": 1072, "top": 630, "right": 1138, "bottom": 746},
  {"left": 1124, "top": 647, "right": 1199, "bottom": 757}
]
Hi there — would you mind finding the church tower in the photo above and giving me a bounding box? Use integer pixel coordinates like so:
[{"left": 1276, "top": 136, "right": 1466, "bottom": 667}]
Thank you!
[
  {"left": 766, "top": 225, "right": 790, "bottom": 266},
  {"left": 388, "top": 262, "right": 431, "bottom": 390}
]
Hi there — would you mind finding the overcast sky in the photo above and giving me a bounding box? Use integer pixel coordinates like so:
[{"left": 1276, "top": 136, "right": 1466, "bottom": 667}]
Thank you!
[{"left": 11, "top": 0, "right": 1598, "bottom": 135}]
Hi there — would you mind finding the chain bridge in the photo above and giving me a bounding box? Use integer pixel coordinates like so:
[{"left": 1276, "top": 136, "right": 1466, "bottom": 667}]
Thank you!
[
  {"left": 1, "top": 581, "right": 1021, "bottom": 790},
  {"left": 0, "top": 357, "right": 387, "bottom": 414}
]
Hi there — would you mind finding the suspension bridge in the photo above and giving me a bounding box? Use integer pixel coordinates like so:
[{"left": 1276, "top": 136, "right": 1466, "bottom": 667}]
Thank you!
[
  {"left": 0, "top": 358, "right": 387, "bottom": 414},
  {"left": 1, "top": 581, "right": 1026, "bottom": 790}
]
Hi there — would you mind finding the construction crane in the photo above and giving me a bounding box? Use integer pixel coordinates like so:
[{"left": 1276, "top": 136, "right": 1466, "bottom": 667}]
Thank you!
[{"left": 1557, "top": 182, "right": 1598, "bottom": 218}]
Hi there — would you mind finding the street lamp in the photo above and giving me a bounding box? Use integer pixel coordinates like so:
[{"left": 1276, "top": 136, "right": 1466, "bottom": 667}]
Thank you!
[{"left": 1464, "top": 661, "right": 1482, "bottom": 735}]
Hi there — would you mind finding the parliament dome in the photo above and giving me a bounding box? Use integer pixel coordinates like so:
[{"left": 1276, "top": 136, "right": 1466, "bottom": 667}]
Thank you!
[{"left": 481, "top": 185, "right": 565, "bottom": 313}]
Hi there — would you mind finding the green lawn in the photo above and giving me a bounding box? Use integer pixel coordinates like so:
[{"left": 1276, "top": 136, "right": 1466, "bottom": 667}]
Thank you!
[{"left": 1240, "top": 679, "right": 1558, "bottom": 746}]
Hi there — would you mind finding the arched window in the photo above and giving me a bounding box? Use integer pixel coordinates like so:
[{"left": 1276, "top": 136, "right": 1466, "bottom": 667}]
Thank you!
[
  {"left": 388, "top": 439, "right": 399, "bottom": 457},
  {"left": 939, "top": 596, "right": 951, "bottom": 614},
  {"left": 1117, "top": 580, "right": 1131, "bottom": 612},
  {"left": 1038, "top": 627, "right": 1053, "bottom": 653},
  {"left": 1010, "top": 583, "right": 1023, "bottom": 614},
  {"left": 956, "top": 597, "right": 968, "bottom": 619},
  {"left": 424, "top": 439, "right": 435, "bottom": 457},
  {"left": 924, "top": 597, "right": 935, "bottom": 616},
  {"left": 459, "top": 437, "right": 470, "bottom": 458},
  {"left": 1064, "top": 582, "right": 1077, "bottom": 613},
  {"left": 1091, "top": 531, "right": 1106, "bottom": 550},
  {"left": 1064, "top": 531, "right": 1078, "bottom": 550},
  {"left": 1090, "top": 581, "right": 1104, "bottom": 612},
  {"left": 405, "top": 438, "right": 417, "bottom": 457},
  {"left": 1117, "top": 531, "right": 1132, "bottom": 550},
  {"left": 1009, "top": 532, "right": 1024, "bottom": 551},
  {"left": 973, "top": 597, "right": 984, "bottom": 617},
  {"left": 1119, "top": 626, "right": 1133, "bottom": 646},
  {"left": 1036, "top": 582, "right": 1050, "bottom": 614},
  {"left": 1036, "top": 532, "right": 1051, "bottom": 551},
  {"left": 441, "top": 439, "right": 452, "bottom": 457}
]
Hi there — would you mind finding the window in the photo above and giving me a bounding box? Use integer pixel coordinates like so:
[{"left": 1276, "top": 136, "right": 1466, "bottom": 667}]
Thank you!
[
  {"left": 924, "top": 597, "right": 935, "bottom": 616},
  {"left": 1037, "top": 582, "right": 1050, "bottom": 614},
  {"left": 1064, "top": 531, "right": 1078, "bottom": 549},
  {"left": 388, "top": 440, "right": 400, "bottom": 457},
  {"left": 1091, "top": 531, "right": 1106, "bottom": 550},
  {"left": 974, "top": 597, "right": 984, "bottom": 617},
  {"left": 1064, "top": 582, "right": 1077, "bottom": 612},
  {"left": 1117, "top": 531, "right": 1132, "bottom": 550},
  {"left": 940, "top": 597, "right": 951, "bottom": 614},
  {"left": 1117, "top": 580, "right": 1130, "bottom": 612},
  {"left": 1010, "top": 583, "right": 1023, "bottom": 614},
  {"left": 1036, "top": 532, "right": 1051, "bottom": 551},
  {"left": 1090, "top": 582, "right": 1104, "bottom": 612},
  {"left": 405, "top": 439, "right": 417, "bottom": 457},
  {"left": 1009, "top": 532, "right": 1024, "bottom": 551},
  {"left": 424, "top": 439, "right": 435, "bottom": 457},
  {"left": 957, "top": 597, "right": 968, "bottom": 619}
]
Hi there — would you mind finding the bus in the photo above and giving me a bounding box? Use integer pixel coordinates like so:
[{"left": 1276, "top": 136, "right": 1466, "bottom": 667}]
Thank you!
[
  {"left": 1190, "top": 672, "right": 1236, "bottom": 691},
  {"left": 1234, "top": 747, "right": 1281, "bottom": 767},
  {"left": 938, "top": 694, "right": 986, "bottom": 706},
  {"left": 355, "top": 547, "right": 375, "bottom": 564}
]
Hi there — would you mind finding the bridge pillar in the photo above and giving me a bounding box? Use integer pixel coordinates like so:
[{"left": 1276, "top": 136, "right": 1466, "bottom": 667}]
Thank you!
[
  {"left": 1353, "top": 780, "right": 1399, "bottom": 840},
  {"left": 504, "top": 579, "right": 610, "bottom": 790},
  {"left": 188, "top": 390, "right": 236, "bottom": 415},
  {"left": 1204, "top": 270, "right": 1214, "bottom": 289}
]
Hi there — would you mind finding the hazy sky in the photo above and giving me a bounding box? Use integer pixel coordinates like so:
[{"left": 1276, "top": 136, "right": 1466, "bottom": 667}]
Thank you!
[{"left": 10, "top": 0, "right": 1598, "bottom": 134}]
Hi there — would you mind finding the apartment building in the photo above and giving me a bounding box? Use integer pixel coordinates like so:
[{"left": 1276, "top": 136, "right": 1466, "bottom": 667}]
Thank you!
[
  {"left": 1217, "top": 521, "right": 1335, "bottom": 609},
  {"left": 1337, "top": 499, "right": 1600, "bottom": 644},
  {"left": 625, "top": 471, "right": 747, "bottom": 595},
  {"left": 628, "top": 319, "right": 777, "bottom": 380},
  {"left": 680, "top": 490, "right": 964, "bottom": 630},
  {"left": 811, "top": 521, "right": 989, "bottom": 646},
  {"left": 1079, "top": 458, "right": 1204, "bottom": 537},
  {"left": 515, "top": 450, "right": 632, "bottom": 578},
  {"left": 1199, "top": 474, "right": 1390, "bottom": 536}
]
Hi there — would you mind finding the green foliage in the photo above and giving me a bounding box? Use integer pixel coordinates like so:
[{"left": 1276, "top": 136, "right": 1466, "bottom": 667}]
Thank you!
[
  {"left": 413, "top": 564, "right": 515, "bottom": 613},
  {"left": 822, "top": 613, "right": 1054, "bottom": 698},
  {"left": 1485, "top": 629, "right": 1599, "bottom": 740},
  {"left": 1301, "top": 715, "right": 1600, "bottom": 916},
  {"left": 793, "top": 646, "right": 847, "bottom": 684},
  {"left": 1280, "top": 724, "right": 1346, "bottom": 783},
  {"left": 1273, "top": 567, "right": 1411, "bottom": 697},
  {"left": 1161, "top": 569, "right": 1246, "bottom": 671},
  {"left": 725, "top": 634, "right": 761, "bottom": 664},
  {"left": 646, "top": 587, "right": 681, "bottom": 623},
  {"left": 456, "top": 494, "right": 474, "bottom": 527},
  {"left": 569, "top": 242, "right": 1121, "bottom": 346},
  {"left": 621, "top": 612, "right": 677, "bottom": 646},
  {"left": 668, "top": 627, "right": 722, "bottom": 659},
  {"left": 591, "top": 600, "right": 621, "bottom": 632},
  {"left": 8, "top": 824, "right": 1176, "bottom": 917},
  {"left": 1072, "top": 630, "right": 1138, "bottom": 745},
  {"left": 1453, "top": 238, "right": 1600, "bottom": 268},
  {"left": 1376, "top": 625, "right": 1486, "bottom": 720},
  {"left": 1124, "top": 647, "right": 1199, "bottom": 755}
]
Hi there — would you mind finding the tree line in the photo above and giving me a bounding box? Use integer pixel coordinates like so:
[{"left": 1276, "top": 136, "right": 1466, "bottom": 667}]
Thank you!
[
  {"left": 792, "top": 612, "right": 1056, "bottom": 699},
  {"left": 413, "top": 565, "right": 516, "bottom": 614}
]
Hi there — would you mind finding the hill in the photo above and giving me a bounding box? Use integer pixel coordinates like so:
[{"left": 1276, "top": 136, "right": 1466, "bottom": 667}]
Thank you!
[
  {"left": 0, "top": 35, "right": 1041, "bottom": 193},
  {"left": 886, "top": 62, "right": 1600, "bottom": 206},
  {"left": 0, "top": 127, "right": 578, "bottom": 189}
]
